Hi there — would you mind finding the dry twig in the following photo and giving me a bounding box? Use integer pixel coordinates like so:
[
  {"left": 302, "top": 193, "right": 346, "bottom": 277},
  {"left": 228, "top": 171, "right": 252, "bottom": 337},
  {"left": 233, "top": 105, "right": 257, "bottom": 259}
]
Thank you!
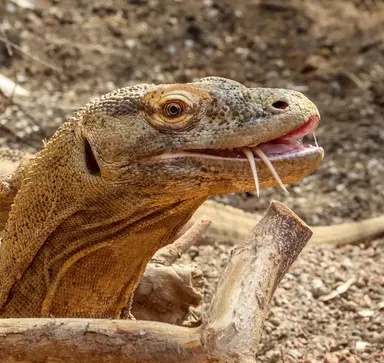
[
  {"left": 319, "top": 276, "right": 357, "bottom": 302},
  {"left": 152, "top": 217, "right": 212, "bottom": 265}
]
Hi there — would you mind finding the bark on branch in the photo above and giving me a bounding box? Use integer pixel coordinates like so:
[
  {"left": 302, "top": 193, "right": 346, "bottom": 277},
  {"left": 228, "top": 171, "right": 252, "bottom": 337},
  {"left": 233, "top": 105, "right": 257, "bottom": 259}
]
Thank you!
[
  {"left": 201, "top": 201, "right": 312, "bottom": 362},
  {"left": 0, "top": 201, "right": 312, "bottom": 362}
]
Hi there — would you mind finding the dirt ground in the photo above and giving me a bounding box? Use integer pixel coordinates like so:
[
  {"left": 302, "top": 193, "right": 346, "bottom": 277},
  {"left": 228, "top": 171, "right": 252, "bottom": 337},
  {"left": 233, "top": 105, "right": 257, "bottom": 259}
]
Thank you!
[{"left": 0, "top": 0, "right": 383, "bottom": 362}]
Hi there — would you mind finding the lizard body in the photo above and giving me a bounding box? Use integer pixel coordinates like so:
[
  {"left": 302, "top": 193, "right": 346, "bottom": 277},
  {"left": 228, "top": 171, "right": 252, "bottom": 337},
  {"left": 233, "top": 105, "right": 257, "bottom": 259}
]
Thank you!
[{"left": 0, "top": 77, "right": 323, "bottom": 318}]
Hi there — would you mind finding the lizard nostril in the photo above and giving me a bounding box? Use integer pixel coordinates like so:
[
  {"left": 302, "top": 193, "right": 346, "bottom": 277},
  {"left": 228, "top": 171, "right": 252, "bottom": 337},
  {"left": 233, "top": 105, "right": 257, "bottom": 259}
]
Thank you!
[{"left": 272, "top": 100, "right": 289, "bottom": 110}]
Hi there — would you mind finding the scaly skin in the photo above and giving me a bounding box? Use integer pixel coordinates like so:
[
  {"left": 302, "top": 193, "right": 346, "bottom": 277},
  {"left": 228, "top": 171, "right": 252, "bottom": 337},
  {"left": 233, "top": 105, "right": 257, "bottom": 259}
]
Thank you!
[{"left": 0, "top": 77, "right": 323, "bottom": 318}]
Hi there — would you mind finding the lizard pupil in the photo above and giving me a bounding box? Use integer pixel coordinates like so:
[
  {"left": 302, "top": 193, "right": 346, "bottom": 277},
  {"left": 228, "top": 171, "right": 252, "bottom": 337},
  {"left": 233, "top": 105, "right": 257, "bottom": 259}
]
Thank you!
[{"left": 164, "top": 102, "right": 183, "bottom": 117}]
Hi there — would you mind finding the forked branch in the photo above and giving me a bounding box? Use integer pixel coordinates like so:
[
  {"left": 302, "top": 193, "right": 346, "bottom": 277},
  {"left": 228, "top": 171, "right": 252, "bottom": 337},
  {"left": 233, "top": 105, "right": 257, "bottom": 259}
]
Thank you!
[{"left": 0, "top": 202, "right": 312, "bottom": 362}]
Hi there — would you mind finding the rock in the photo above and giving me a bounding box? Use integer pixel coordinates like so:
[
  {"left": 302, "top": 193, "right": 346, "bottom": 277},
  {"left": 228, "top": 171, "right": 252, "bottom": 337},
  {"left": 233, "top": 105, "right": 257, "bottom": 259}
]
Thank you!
[{"left": 325, "top": 353, "right": 339, "bottom": 363}]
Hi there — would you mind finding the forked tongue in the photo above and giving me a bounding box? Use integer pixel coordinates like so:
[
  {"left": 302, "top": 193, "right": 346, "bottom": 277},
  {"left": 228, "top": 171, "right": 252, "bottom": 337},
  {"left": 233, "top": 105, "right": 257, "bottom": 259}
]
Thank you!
[
  {"left": 241, "top": 148, "right": 260, "bottom": 197},
  {"left": 253, "top": 147, "right": 289, "bottom": 194},
  {"left": 313, "top": 132, "right": 319, "bottom": 147}
]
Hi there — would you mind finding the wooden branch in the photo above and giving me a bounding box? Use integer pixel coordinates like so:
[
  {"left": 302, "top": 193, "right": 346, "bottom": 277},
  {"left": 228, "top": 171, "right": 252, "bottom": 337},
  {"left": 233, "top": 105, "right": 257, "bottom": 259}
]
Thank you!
[
  {"left": 191, "top": 201, "right": 260, "bottom": 246},
  {"left": 310, "top": 216, "right": 384, "bottom": 245},
  {"left": 191, "top": 200, "right": 384, "bottom": 246},
  {"left": 201, "top": 201, "right": 312, "bottom": 361},
  {"left": 0, "top": 74, "right": 29, "bottom": 98},
  {"left": 131, "top": 263, "right": 204, "bottom": 325},
  {"left": 0, "top": 318, "right": 205, "bottom": 363},
  {"left": 0, "top": 202, "right": 312, "bottom": 362},
  {"left": 152, "top": 218, "right": 211, "bottom": 265}
]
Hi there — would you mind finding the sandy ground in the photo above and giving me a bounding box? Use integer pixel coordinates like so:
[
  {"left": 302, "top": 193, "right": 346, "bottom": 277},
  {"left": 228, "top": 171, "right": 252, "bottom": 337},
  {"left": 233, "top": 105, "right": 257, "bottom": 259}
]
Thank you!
[{"left": 0, "top": 0, "right": 383, "bottom": 361}]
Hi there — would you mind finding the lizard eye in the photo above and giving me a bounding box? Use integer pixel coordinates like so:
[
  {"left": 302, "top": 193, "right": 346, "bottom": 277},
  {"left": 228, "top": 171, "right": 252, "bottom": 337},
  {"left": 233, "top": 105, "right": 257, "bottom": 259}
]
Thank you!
[
  {"left": 163, "top": 101, "right": 184, "bottom": 118},
  {"left": 143, "top": 86, "right": 210, "bottom": 130}
]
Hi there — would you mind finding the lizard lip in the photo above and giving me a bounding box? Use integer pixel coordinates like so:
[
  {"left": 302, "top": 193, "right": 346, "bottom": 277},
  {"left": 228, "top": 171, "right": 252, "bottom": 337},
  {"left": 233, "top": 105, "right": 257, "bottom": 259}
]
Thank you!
[
  {"left": 147, "top": 116, "right": 322, "bottom": 162},
  {"left": 272, "top": 115, "right": 320, "bottom": 142}
]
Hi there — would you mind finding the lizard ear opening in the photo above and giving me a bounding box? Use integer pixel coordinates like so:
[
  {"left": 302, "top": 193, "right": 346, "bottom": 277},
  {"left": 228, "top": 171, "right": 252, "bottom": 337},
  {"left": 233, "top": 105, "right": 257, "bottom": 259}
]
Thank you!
[{"left": 83, "top": 138, "right": 101, "bottom": 176}]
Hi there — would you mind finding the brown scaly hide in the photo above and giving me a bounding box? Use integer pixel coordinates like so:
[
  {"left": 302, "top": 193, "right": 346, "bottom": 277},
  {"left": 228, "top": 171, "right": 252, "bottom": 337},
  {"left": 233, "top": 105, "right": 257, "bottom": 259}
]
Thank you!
[{"left": 0, "top": 77, "right": 323, "bottom": 318}]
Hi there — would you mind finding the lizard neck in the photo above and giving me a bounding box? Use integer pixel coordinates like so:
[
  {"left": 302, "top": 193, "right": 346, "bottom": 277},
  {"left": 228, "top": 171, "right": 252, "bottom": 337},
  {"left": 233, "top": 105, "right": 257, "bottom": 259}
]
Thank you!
[
  {"left": 39, "top": 194, "right": 206, "bottom": 318},
  {"left": 0, "top": 123, "right": 208, "bottom": 317}
]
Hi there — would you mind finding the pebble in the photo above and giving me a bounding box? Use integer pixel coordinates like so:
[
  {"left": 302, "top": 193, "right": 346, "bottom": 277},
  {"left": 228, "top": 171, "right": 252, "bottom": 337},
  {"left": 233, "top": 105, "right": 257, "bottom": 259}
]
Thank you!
[
  {"left": 269, "top": 317, "right": 280, "bottom": 327},
  {"left": 325, "top": 353, "right": 339, "bottom": 363},
  {"left": 311, "top": 278, "right": 328, "bottom": 297}
]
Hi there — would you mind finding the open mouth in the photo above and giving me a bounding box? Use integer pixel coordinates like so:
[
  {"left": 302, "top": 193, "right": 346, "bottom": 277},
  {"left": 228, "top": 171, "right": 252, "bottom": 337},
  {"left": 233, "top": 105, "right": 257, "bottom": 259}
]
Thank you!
[{"left": 148, "top": 116, "right": 323, "bottom": 196}]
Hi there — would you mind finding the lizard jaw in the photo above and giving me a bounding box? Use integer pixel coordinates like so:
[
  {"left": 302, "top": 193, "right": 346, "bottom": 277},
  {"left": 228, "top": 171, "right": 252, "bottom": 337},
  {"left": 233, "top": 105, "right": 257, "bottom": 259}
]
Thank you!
[
  {"left": 145, "top": 116, "right": 322, "bottom": 163},
  {"left": 147, "top": 116, "right": 321, "bottom": 162},
  {"left": 147, "top": 143, "right": 323, "bottom": 194},
  {"left": 144, "top": 116, "right": 323, "bottom": 194}
]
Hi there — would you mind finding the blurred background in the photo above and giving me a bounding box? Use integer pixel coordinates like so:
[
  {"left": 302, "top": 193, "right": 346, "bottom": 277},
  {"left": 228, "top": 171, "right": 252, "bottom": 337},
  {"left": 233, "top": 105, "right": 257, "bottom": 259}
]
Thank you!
[
  {"left": 0, "top": 0, "right": 383, "bottom": 226},
  {"left": 1, "top": 1, "right": 383, "bottom": 362}
]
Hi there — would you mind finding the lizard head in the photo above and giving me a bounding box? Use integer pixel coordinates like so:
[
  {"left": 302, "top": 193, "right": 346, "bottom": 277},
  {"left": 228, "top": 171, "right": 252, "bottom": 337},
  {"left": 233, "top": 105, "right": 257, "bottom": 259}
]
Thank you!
[
  {"left": 77, "top": 77, "right": 323, "bottom": 197},
  {"left": 0, "top": 78, "right": 324, "bottom": 318}
]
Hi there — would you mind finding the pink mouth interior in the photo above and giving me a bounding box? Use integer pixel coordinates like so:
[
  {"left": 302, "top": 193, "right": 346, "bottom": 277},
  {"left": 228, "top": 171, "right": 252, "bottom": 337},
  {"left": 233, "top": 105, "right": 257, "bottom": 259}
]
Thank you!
[
  {"left": 279, "top": 116, "right": 320, "bottom": 141},
  {"left": 257, "top": 116, "right": 320, "bottom": 157}
]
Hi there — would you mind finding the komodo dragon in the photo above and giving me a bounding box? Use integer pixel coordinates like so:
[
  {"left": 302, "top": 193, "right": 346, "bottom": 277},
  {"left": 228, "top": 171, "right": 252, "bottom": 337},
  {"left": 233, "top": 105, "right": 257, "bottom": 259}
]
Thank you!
[{"left": 0, "top": 76, "right": 337, "bottom": 319}]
